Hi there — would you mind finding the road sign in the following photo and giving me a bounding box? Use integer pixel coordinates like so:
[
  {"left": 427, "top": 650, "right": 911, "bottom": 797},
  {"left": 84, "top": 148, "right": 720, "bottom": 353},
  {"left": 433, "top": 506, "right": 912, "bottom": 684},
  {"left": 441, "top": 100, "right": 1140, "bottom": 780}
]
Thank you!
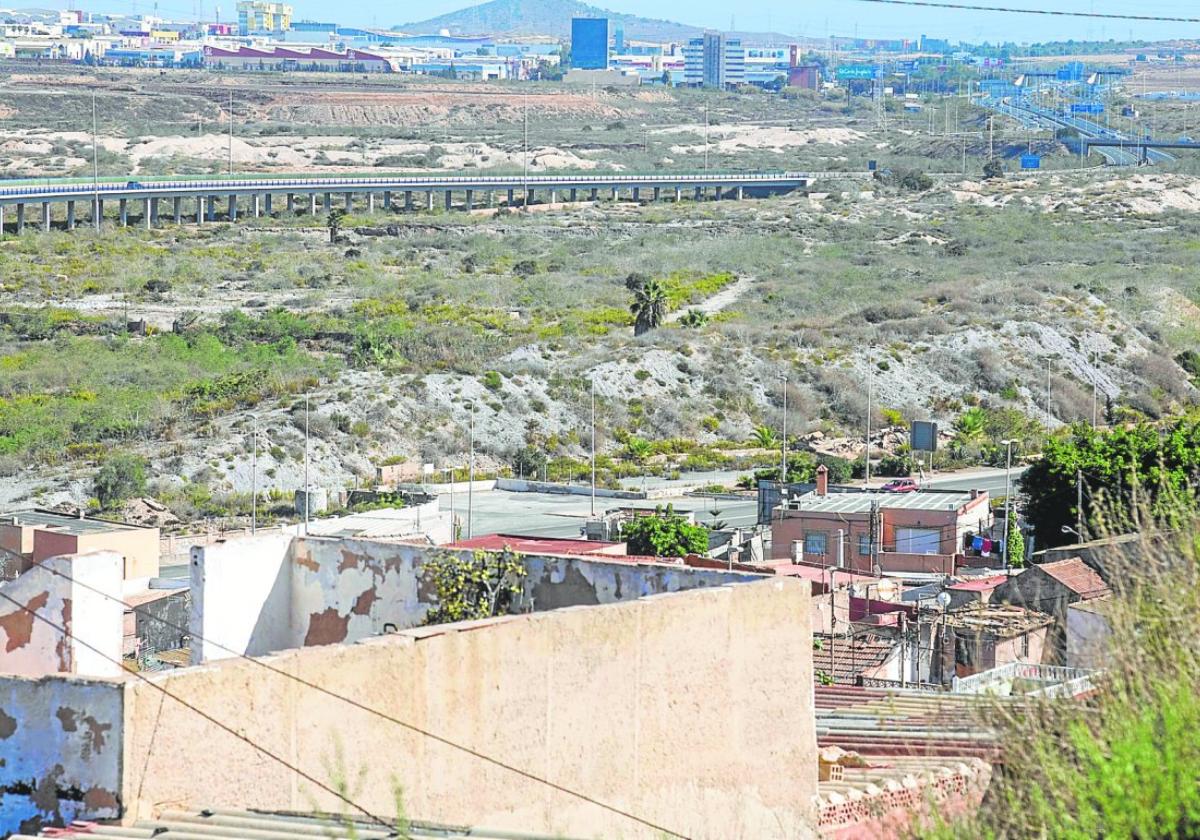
[
  {"left": 1070, "top": 102, "right": 1104, "bottom": 115},
  {"left": 1020, "top": 154, "right": 1041, "bottom": 169},
  {"left": 836, "top": 65, "right": 879, "bottom": 80},
  {"left": 911, "top": 421, "right": 938, "bottom": 452}
]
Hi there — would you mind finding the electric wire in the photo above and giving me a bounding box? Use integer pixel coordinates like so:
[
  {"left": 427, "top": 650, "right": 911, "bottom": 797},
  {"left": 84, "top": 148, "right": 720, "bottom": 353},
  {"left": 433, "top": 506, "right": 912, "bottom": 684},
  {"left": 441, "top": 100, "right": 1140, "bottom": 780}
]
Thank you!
[
  {"left": 0, "top": 587, "right": 396, "bottom": 832},
  {"left": 17, "top": 559, "right": 692, "bottom": 840},
  {"left": 849, "top": 0, "right": 1200, "bottom": 24}
]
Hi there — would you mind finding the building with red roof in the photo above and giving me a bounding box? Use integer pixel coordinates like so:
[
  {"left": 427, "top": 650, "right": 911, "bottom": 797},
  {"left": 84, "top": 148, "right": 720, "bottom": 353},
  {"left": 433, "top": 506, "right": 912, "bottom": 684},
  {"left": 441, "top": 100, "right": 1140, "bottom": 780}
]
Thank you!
[
  {"left": 993, "top": 556, "right": 1111, "bottom": 663},
  {"left": 202, "top": 45, "right": 394, "bottom": 72}
]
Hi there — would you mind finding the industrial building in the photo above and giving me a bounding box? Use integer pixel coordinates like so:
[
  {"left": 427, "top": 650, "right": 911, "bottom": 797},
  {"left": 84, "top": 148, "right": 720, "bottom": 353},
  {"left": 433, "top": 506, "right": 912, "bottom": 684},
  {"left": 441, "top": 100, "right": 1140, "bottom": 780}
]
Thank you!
[{"left": 235, "top": 0, "right": 292, "bottom": 35}]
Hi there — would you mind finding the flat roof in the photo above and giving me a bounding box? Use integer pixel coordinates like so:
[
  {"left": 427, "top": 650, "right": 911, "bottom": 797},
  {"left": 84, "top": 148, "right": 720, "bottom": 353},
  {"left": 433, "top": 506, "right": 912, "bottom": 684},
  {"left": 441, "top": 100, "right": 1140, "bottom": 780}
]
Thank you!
[
  {"left": 1, "top": 508, "right": 148, "bottom": 536},
  {"left": 784, "top": 489, "right": 980, "bottom": 515},
  {"left": 450, "top": 534, "right": 620, "bottom": 555}
]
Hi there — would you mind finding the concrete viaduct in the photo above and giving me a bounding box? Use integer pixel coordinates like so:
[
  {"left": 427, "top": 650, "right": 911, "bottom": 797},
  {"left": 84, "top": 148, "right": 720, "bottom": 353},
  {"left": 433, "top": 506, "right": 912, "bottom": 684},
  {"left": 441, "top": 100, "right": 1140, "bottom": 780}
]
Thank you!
[{"left": 0, "top": 171, "right": 856, "bottom": 233}]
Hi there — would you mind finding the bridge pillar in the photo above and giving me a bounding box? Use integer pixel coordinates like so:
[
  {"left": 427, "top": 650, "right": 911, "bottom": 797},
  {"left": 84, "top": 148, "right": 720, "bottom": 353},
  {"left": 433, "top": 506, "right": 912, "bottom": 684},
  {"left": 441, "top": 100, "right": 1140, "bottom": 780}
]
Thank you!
[
  {"left": 464, "top": 189, "right": 473, "bottom": 211},
  {"left": 611, "top": 187, "right": 619, "bottom": 201},
  {"left": 95, "top": 199, "right": 103, "bottom": 227},
  {"left": 144, "top": 198, "right": 152, "bottom": 229},
  {"left": 404, "top": 191, "right": 412, "bottom": 211},
  {"left": 119, "top": 198, "right": 128, "bottom": 227},
  {"left": 309, "top": 195, "right": 317, "bottom": 215},
  {"left": 675, "top": 187, "right": 682, "bottom": 201},
  {"left": 66, "top": 200, "right": 75, "bottom": 230},
  {"left": 383, "top": 191, "right": 392, "bottom": 210},
  {"left": 41, "top": 202, "right": 50, "bottom": 232},
  {"left": 367, "top": 193, "right": 375, "bottom": 213},
  {"left": 632, "top": 187, "right": 640, "bottom": 202},
  {"left": 344, "top": 192, "right": 353, "bottom": 212},
  {"left": 252, "top": 195, "right": 260, "bottom": 218},
  {"left": 507, "top": 188, "right": 515, "bottom": 205},
  {"left": 549, "top": 189, "right": 556, "bottom": 204},
  {"left": 590, "top": 187, "right": 598, "bottom": 201},
  {"left": 694, "top": 186, "right": 703, "bottom": 201},
  {"left": 487, "top": 190, "right": 495, "bottom": 207},
  {"left": 173, "top": 196, "right": 182, "bottom": 223},
  {"left": 197, "top": 196, "right": 205, "bottom": 224},
  {"left": 736, "top": 186, "right": 744, "bottom": 201},
  {"left": 287, "top": 193, "right": 295, "bottom": 214},
  {"left": 426, "top": 191, "right": 434, "bottom": 211},
  {"left": 444, "top": 190, "right": 452, "bottom": 211},
  {"left": 152, "top": 197, "right": 160, "bottom": 226},
  {"left": 322, "top": 192, "right": 331, "bottom": 212},
  {"left": 209, "top": 196, "right": 219, "bottom": 221},
  {"left": 0, "top": 206, "right": 4, "bottom": 237},
  {"left": 527, "top": 188, "right": 535, "bottom": 206},
  {"left": 570, "top": 188, "right": 577, "bottom": 202},
  {"left": 227, "top": 195, "right": 237, "bottom": 221},
  {"left": 16, "top": 203, "right": 24, "bottom": 234},
  {"left": 653, "top": 187, "right": 660, "bottom": 201},
  {"left": 264, "top": 193, "right": 273, "bottom": 215}
]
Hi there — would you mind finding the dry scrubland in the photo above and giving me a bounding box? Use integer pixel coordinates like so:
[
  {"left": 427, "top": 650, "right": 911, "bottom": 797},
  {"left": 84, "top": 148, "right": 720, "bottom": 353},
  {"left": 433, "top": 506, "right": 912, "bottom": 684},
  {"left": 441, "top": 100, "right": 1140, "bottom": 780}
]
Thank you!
[{"left": 0, "top": 69, "right": 1198, "bottom": 520}]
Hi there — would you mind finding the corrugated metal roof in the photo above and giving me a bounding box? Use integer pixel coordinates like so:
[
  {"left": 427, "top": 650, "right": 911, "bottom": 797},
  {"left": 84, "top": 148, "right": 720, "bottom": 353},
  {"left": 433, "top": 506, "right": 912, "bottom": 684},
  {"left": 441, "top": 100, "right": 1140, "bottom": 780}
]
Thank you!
[
  {"left": 785, "top": 490, "right": 979, "bottom": 515},
  {"left": 1, "top": 509, "right": 147, "bottom": 535},
  {"left": 17, "top": 807, "right": 577, "bottom": 840}
]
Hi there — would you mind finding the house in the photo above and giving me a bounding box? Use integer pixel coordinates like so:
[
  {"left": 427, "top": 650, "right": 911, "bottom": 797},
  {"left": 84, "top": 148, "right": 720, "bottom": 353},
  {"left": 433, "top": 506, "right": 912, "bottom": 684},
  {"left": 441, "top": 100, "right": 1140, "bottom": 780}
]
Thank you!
[
  {"left": 812, "top": 632, "right": 902, "bottom": 685},
  {"left": 993, "top": 556, "right": 1111, "bottom": 663},
  {"left": 945, "top": 573, "right": 1010, "bottom": 610},
  {"left": 770, "top": 466, "right": 992, "bottom": 576},
  {"left": 933, "top": 604, "right": 1052, "bottom": 683},
  {"left": 0, "top": 509, "right": 160, "bottom": 582},
  {"left": 1067, "top": 595, "right": 1115, "bottom": 669}
]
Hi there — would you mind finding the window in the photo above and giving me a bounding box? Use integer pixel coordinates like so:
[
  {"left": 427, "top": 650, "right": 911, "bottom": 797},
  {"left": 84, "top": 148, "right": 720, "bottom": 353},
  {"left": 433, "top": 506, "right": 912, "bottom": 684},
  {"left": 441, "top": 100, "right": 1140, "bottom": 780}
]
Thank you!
[
  {"left": 858, "top": 533, "right": 872, "bottom": 556},
  {"left": 804, "top": 531, "right": 827, "bottom": 555}
]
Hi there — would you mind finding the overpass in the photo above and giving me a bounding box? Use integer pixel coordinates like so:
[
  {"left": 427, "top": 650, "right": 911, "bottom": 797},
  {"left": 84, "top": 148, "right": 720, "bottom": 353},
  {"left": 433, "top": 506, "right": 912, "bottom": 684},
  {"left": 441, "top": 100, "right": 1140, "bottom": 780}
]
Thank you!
[{"left": 0, "top": 170, "right": 862, "bottom": 233}]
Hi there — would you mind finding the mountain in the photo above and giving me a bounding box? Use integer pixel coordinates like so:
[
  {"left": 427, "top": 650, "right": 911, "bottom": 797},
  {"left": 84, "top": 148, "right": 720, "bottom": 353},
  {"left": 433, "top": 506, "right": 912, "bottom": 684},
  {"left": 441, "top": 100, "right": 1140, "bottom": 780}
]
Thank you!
[{"left": 398, "top": 0, "right": 786, "bottom": 44}]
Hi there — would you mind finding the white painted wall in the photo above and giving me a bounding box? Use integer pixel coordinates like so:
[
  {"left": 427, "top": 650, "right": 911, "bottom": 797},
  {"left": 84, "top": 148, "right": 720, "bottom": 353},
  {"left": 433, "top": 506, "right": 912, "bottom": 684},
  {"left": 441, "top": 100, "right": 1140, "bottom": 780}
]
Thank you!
[
  {"left": 68, "top": 552, "right": 124, "bottom": 678},
  {"left": 190, "top": 533, "right": 292, "bottom": 665}
]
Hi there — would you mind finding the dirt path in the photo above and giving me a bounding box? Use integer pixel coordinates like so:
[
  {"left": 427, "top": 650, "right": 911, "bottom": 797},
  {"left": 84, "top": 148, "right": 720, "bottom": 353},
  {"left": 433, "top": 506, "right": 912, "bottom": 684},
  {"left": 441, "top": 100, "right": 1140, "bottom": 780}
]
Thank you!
[{"left": 667, "top": 275, "right": 753, "bottom": 321}]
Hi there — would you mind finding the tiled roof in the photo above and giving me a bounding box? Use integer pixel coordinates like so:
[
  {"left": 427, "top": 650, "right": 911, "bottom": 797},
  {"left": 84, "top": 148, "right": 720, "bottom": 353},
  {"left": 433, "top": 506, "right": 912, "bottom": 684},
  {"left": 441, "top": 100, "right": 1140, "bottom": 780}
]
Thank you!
[
  {"left": 1035, "top": 557, "right": 1110, "bottom": 598},
  {"left": 16, "top": 807, "right": 568, "bottom": 839},
  {"left": 813, "top": 634, "right": 897, "bottom": 685}
]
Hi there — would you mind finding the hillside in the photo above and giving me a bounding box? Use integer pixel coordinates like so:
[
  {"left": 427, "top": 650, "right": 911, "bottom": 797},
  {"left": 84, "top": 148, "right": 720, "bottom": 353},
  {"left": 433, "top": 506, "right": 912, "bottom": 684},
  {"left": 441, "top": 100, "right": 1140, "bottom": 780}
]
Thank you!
[{"left": 398, "top": 0, "right": 784, "bottom": 44}]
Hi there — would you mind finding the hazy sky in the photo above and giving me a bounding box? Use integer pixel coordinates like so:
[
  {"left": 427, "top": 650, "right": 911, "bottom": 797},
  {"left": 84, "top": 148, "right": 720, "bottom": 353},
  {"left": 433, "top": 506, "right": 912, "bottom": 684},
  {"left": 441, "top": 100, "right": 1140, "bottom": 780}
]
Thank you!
[{"left": 101, "top": 0, "right": 1200, "bottom": 42}]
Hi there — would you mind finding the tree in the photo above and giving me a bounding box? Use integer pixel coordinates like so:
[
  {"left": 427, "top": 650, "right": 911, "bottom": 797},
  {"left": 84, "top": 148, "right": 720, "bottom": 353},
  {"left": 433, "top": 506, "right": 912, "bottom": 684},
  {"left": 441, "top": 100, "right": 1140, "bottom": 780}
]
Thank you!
[
  {"left": 1020, "top": 414, "right": 1200, "bottom": 550},
  {"left": 94, "top": 454, "right": 147, "bottom": 509},
  {"left": 623, "top": 436, "right": 652, "bottom": 464},
  {"left": 1006, "top": 508, "right": 1025, "bottom": 568},
  {"left": 983, "top": 158, "right": 1006, "bottom": 180},
  {"left": 749, "top": 425, "right": 779, "bottom": 449},
  {"left": 621, "top": 505, "right": 709, "bottom": 557},
  {"left": 512, "top": 445, "right": 546, "bottom": 479},
  {"left": 624, "top": 272, "right": 648, "bottom": 291},
  {"left": 630, "top": 278, "right": 668, "bottom": 336},
  {"left": 326, "top": 208, "right": 347, "bottom": 244},
  {"left": 423, "top": 549, "right": 526, "bottom": 625}
]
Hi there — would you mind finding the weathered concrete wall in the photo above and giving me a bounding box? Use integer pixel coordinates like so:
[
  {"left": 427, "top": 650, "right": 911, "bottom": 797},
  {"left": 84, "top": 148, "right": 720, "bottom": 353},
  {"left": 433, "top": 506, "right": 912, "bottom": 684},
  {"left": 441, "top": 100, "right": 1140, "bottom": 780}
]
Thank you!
[
  {"left": 0, "top": 674, "right": 124, "bottom": 836},
  {"left": 0, "top": 552, "right": 123, "bottom": 678},
  {"left": 123, "top": 578, "right": 818, "bottom": 839},
  {"left": 190, "top": 533, "right": 292, "bottom": 664}
]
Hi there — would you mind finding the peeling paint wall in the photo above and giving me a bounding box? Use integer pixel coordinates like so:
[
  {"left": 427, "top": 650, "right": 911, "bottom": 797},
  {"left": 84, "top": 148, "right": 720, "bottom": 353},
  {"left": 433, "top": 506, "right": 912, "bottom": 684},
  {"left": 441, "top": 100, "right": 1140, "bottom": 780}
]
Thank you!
[
  {"left": 0, "top": 552, "right": 123, "bottom": 679},
  {"left": 0, "top": 674, "right": 123, "bottom": 836},
  {"left": 124, "top": 579, "right": 818, "bottom": 840}
]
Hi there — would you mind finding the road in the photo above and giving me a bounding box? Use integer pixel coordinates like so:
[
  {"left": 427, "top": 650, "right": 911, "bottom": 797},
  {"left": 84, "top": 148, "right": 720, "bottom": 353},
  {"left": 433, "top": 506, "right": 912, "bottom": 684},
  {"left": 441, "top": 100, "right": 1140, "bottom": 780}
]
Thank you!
[{"left": 985, "top": 97, "right": 1174, "bottom": 166}]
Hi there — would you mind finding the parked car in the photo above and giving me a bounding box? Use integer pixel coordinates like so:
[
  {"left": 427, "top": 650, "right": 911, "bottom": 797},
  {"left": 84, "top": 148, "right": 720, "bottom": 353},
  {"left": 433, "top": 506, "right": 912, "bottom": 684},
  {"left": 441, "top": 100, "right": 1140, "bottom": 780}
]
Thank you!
[{"left": 881, "top": 478, "right": 919, "bottom": 493}]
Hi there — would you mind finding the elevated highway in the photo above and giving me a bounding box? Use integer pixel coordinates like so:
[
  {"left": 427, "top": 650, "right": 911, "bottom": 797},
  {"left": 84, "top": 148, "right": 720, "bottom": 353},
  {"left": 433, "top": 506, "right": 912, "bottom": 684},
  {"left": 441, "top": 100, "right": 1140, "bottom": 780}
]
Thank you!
[{"left": 0, "top": 170, "right": 868, "bottom": 234}]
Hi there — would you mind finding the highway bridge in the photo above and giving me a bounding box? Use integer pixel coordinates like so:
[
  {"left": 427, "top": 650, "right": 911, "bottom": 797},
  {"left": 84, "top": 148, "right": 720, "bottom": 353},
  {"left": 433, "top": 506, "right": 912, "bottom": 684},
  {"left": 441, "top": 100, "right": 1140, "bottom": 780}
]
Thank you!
[
  {"left": 0, "top": 170, "right": 864, "bottom": 234},
  {"left": 984, "top": 97, "right": 1175, "bottom": 167}
]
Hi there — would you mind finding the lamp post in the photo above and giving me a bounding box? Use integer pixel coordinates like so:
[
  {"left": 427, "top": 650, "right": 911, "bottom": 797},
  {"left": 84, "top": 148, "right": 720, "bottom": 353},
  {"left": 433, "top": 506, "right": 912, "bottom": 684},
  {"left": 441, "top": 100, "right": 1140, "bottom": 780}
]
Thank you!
[
  {"left": 92, "top": 90, "right": 100, "bottom": 232},
  {"left": 303, "top": 394, "right": 310, "bottom": 535},
  {"left": 1000, "top": 438, "right": 1015, "bottom": 569},
  {"left": 250, "top": 413, "right": 258, "bottom": 534},
  {"left": 590, "top": 377, "right": 597, "bottom": 517},
  {"left": 778, "top": 373, "right": 788, "bottom": 484},
  {"left": 467, "top": 407, "right": 475, "bottom": 539}
]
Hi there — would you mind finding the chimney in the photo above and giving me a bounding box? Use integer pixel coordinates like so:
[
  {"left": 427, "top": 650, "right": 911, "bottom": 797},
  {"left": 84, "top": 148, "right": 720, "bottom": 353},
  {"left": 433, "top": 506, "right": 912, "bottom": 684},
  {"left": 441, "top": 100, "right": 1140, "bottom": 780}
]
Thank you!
[
  {"left": 816, "top": 464, "right": 829, "bottom": 497},
  {"left": 791, "top": 540, "right": 803, "bottom": 563}
]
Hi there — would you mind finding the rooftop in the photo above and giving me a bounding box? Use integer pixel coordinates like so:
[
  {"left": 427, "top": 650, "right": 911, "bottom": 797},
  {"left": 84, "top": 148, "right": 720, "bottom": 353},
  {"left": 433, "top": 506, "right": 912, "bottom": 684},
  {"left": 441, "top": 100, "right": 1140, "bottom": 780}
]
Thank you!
[
  {"left": 813, "top": 633, "right": 897, "bottom": 685},
  {"left": 1034, "top": 556, "right": 1110, "bottom": 598},
  {"left": 784, "top": 489, "right": 983, "bottom": 516},
  {"left": 14, "top": 807, "right": 568, "bottom": 840},
  {"left": 0, "top": 509, "right": 150, "bottom": 536},
  {"left": 943, "top": 604, "right": 1053, "bottom": 637},
  {"left": 946, "top": 574, "right": 1009, "bottom": 593}
]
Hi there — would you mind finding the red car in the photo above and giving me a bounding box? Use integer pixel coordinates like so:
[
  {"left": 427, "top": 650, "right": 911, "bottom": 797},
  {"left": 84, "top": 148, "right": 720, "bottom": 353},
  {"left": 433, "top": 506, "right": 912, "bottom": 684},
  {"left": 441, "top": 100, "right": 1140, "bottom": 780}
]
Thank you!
[{"left": 881, "top": 478, "right": 919, "bottom": 493}]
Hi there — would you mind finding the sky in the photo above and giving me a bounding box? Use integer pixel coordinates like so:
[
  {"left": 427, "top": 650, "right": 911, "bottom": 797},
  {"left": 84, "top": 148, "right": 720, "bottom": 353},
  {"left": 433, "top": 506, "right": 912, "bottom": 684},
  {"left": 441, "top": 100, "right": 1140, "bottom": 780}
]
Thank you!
[{"left": 85, "top": 0, "right": 1200, "bottom": 43}]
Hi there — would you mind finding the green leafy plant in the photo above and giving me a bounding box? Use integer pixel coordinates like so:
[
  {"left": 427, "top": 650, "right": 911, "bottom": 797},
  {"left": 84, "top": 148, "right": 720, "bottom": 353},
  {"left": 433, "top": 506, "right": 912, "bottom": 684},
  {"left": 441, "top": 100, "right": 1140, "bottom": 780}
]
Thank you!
[
  {"left": 93, "top": 454, "right": 147, "bottom": 509},
  {"left": 621, "top": 505, "right": 709, "bottom": 557},
  {"left": 749, "top": 425, "right": 779, "bottom": 449},
  {"left": 423, "top": 549, "right": 527, "bottom": 625},
  {"left": 630, "top": 278, "right": 668, "bottom": 336}
]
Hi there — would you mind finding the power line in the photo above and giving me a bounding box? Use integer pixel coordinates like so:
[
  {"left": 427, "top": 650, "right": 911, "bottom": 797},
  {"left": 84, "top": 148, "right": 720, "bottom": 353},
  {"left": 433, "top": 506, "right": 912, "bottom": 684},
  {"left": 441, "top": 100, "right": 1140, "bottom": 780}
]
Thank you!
[
  {"left": 19, "top": 560, "right": 692, "bottom": 840},
  {"left": 0, "top": 588, "right": 395, "bottom": 831},
  {"left": 848, "top": 0, "right": 1200, "bottom": 24}
]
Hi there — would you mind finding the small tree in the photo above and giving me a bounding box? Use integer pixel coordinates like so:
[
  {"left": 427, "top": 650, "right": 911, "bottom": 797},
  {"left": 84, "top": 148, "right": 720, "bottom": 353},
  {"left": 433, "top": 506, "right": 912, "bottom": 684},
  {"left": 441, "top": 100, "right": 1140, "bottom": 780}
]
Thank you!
[
  {"left": 94, "top": 454, "right": 147, "bottom": 509},
  {"left": 750, "top": 425, "right": 779, "bottom": 449},
  {"left": 423, "top": 549, "right": 526, "bottom": 625},
  {"left": 983, "top": 158, "right": 1006, "bottom": 180},
  {"left": 326, "top": 208, "right": 347, "bottom": 244},
  {"left": 622, "top": 505, "right": 709, "bottom": 557},
  {"left": 512, "top": 445, "right": 547, "bottom": 479},
  {"left": 679, "top": 308, "right": 709, "bottom": 329},
  {"left": 1006, "top": 508, "right": 1025, "bottom": 568}
]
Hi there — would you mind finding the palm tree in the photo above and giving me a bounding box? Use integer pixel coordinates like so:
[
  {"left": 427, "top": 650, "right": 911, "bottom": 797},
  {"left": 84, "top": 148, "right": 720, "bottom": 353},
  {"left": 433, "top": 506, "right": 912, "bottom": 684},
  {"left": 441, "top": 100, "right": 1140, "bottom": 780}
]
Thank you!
[
  {"left": 623, "top": 436, "right": 652, "bottom": 464},
  {"left": 750, "top": 424, "right": 779, "bottom": 449},
  {"left": 953, "top": 407, "right": 986, "bottom": 447},
  {"left": 630, "top": 278, "right": 668, "bottom": 336}
]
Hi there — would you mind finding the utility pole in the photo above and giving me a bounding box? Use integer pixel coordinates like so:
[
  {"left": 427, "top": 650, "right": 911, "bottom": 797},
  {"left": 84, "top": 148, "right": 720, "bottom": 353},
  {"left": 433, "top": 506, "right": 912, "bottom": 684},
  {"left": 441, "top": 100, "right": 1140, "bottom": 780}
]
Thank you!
[
  {"left": 303, "top": 393, "right": 310, "bottom": 535},
  {"left": 522, "top": 91, "right": 529, "bottom": 210},
  {"left": 1001, "top": 439, "right": 1014, "bottom": 569},
  {"left": 1045, "top": 358, "right": 1052, "bottom": 423},
  {"left": 779, "top": 374, "right": 788, "bottom": 483},
  {"left": 227, "top": 90, "right": 234, "bottom": 176},
  {"left": 92, "top": 90, "right": 101, "bottom": 232},
  {"left": 251, "top": 414, "right": 258, "bottom": 534},
  {"left": 590, "top": 377, "right": 596, "bottom": 518},
  {"left": 467, "top": 408, "right": 475, "bottom": 539},
  {"left": 703, "top": 101, "right": 710, "bottom": 173},
  {"left": 864, "top": 362, "right": 873, "bottom": 486},
  {"left": 1076, "top": 468, "right": 1084, "bottom": 541}
]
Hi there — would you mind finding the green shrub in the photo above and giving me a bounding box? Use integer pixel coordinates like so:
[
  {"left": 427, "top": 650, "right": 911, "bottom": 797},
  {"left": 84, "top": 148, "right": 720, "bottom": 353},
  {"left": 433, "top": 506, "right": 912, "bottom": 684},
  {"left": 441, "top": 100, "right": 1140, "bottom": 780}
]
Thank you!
[{"left": 93, "top": 454, "right": 147, "bottom": 509}]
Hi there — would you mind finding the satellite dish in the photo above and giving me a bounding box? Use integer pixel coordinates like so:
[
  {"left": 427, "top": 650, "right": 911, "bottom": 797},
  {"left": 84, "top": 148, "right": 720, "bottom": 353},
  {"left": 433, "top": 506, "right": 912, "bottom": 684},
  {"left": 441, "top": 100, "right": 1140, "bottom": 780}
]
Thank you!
[{"left": 936, "top": 591, "right": 951, "bottom": 609}]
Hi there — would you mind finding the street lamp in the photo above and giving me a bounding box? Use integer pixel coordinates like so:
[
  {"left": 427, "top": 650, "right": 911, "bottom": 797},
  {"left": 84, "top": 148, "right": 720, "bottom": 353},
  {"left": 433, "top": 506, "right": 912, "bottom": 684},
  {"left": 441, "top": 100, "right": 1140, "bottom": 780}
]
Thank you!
[
  {"left": 250, "top": 413, "right": 259, "bottom": 534},
  {"left": 1061, "top": 524, "right": 1081, "bottom": 539},
  {"left": 778, "top": 373, "right": 788, "bottom": 484},
  {"left": 467, "top": 406, "right": 475, "bottom": 539},
  {"left": 1000, "top": 438, "right": 1016, "bottom": 569},
  {"left": 590, "top": 377, "right": 597, "bottom": 517}
]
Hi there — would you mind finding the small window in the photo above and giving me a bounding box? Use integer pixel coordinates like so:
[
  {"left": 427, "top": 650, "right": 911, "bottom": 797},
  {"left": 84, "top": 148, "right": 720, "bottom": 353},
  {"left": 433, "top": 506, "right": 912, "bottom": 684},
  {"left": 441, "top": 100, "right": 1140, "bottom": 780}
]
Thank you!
[
  {"left": 804, "top": 531, "right": 827, "bottom": 555},
  {"left": 858, "top": 533, "right": 871, "bottom": 556}
]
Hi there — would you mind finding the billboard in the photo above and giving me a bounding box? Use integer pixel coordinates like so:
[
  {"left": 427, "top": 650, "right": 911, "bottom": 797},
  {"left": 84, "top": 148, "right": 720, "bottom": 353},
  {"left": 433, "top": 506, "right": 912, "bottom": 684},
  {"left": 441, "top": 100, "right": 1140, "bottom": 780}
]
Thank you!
[
  {"left": 1020, "top": 154, "right": 1041, "bottom": 169},
  {"left": 836, "top": 65, "right": 879, "bottom": 80},
  {"left": 1070, "top": 102, "right": 1104, "bottom": 115},
  {"left": 911, "top": 421, "right": 938, "bottom": 452}
]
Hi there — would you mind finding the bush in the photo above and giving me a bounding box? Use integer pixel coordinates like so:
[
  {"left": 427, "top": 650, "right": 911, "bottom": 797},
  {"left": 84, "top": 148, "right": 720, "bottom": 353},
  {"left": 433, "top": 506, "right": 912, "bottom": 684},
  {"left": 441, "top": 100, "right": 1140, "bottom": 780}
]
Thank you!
[
  {"left": 983, "top": 158, "right": 1006, "bottom": 180},
  {"left": 482, "top": 370, "right": 503, "bottom": 391},
  {"left": 93, "top": 454, "right": 147, "bottom": 509},
  {"left": 621, "top": 505, "right": 709, "bottom": 557}
]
